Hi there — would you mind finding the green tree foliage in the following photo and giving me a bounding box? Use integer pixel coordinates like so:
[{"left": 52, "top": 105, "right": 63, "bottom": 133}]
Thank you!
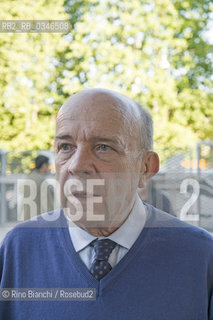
[{"left": 0, "top": 0, "right": 67, "bottom": 151}]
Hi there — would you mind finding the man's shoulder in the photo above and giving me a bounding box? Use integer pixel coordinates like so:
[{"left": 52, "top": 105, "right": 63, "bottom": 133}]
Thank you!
[
  {"left": 145, "top": 203, "right": 213, "bottom": 249},
  {"left": 27, "top": 169, "right": 49, "bottom": 183},
  {"left": 0, "top": 210, "right": 66, "bottom": 249}
]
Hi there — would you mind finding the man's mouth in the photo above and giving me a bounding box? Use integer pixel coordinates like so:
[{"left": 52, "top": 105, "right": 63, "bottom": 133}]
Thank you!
[{"left": 72, "top": 192, "right": 100, "bottom": 198}]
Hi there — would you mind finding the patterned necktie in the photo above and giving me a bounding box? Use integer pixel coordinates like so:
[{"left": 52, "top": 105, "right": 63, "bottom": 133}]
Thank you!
[{"left": 90, "top": 239, "right": 117, "bottom": 280}]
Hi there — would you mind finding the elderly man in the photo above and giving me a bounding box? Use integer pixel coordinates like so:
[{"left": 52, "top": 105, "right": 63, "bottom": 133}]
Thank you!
[{"left": 0, "top": 88, "right": 213, "bottom": 320}]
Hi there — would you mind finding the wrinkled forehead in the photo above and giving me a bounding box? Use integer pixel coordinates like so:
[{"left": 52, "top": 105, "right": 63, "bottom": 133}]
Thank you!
[{"left": 56, "top": 91, "right": 140, "bottom": 133}]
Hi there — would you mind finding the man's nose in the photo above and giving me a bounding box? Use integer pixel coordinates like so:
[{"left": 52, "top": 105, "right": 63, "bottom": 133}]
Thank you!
[{"left": 67, "top": 147, "right": 96, "bottom": 175}]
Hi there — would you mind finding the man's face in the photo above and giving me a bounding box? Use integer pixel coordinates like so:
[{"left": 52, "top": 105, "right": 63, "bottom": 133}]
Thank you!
[
  {"left": 41, "top": 162, "right": 49, "bottom": 174},
  {"left": 55, "top": 92, "right": 144, "bottom": 233}
]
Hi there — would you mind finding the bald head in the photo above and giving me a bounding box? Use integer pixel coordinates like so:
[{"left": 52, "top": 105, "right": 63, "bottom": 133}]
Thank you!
[{"left": 57, "top": 88, "right": 153, "bottom": 151}]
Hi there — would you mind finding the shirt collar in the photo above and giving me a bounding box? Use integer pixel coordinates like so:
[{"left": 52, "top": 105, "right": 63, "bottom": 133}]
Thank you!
[{"left": 67, "top": 193, "right": 147, "bottom": 252}]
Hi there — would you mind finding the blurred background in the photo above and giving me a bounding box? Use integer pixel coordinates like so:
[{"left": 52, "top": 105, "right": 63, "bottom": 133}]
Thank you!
[{"left": 0, "top": 0, "right": 213, "bottom": 239}]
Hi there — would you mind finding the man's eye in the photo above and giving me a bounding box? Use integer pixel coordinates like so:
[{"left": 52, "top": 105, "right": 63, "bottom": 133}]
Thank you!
[
  {"left": 60, "top": 144, "right": 70, "bottom": 151},
  {"left": 98, "top": 144, "right": 112, "bottom": 151}
]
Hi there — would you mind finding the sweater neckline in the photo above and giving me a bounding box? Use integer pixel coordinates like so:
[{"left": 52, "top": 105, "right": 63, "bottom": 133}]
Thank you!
[{"left": 58, "top": 204, "right": 155, "bottom": 293}]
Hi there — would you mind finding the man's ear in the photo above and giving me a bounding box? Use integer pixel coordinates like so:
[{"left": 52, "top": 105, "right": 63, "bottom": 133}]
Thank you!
[{"left": 138, "top": 151, "right": 159, "bottom": 188}]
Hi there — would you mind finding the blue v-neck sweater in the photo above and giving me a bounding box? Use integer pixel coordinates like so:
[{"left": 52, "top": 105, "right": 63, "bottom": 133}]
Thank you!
[{"left": 1, "top": 205, "right": 213, "bottom": 320}]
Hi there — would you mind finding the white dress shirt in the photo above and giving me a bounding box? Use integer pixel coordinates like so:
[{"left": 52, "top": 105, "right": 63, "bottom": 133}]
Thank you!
[{"left": 67, "top": 194, "right": 147, "bottom": 269}]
